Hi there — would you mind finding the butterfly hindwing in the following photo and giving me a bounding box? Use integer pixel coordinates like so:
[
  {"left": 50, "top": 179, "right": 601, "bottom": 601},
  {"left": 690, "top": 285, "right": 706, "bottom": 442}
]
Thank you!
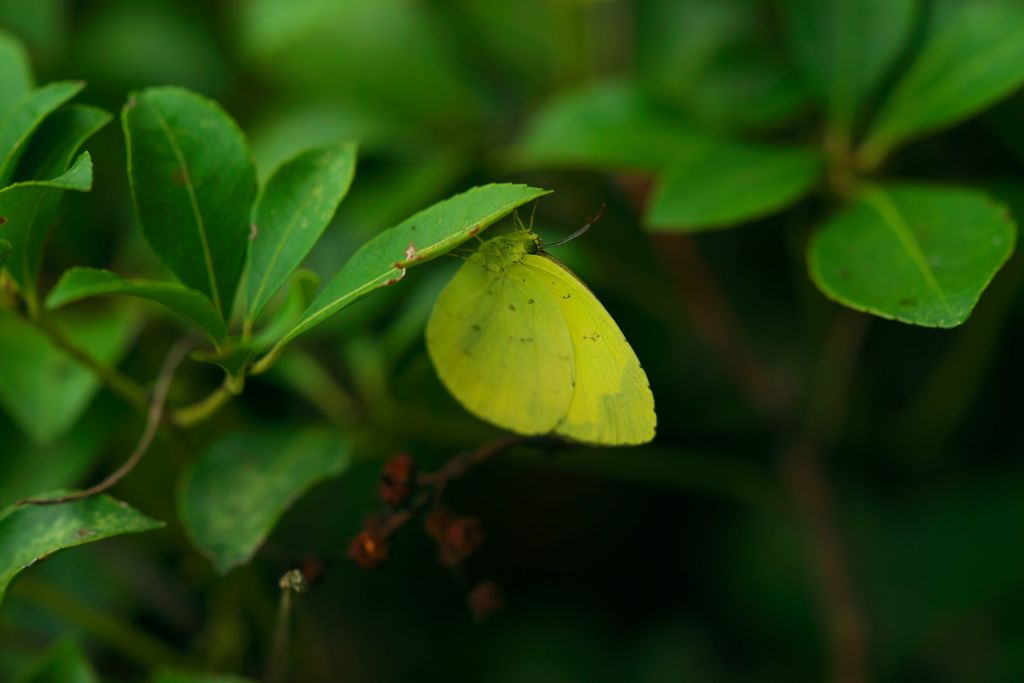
[
  {"left": 524, "top": 254, "right": 656, "bottom": 445},
  {"left": 427, "top": 253, "right": 575, "bottom": 435}
]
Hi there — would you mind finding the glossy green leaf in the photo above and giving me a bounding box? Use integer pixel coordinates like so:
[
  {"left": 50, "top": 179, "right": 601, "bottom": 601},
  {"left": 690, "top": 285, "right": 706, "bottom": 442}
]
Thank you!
[
  {"left": 46, "top": 267, "right": 226, "bottom": 344},
  {"left": 783, "top": 0, "right": 917, "bottom": 128},
  {"left": 14, "top": 104, "right": 110, "bottom": 182},
  {"left": 245, "top": 142, "right": 357, "bottom": 324},
  {"left": 14, "top": 639, "right": 98, "bottom": 683},
  {"left": 0, "top": 81, "right": 83, "bottom": 185},
  {"left": 808, "top": 184, "right": 1016, "bottom": 327},
  {"left": 122, "top": 86, "right": 257, "bottom": 318},
  {"left": 0, "top": 152, "right": 92, "bottom": 309},
  {"left": 251, "top": 268, "right": 319, "bottom": 350},
  {"left": 862, "top": 1, "right": 1024, "bottom": 163},
  {"left": 178, "top": 428, "right": 350, "bottom": 574},
  {"left": 0, "top": 493, "right": 163, "bottom": 602},
  {"left": 275, "top": 183, "right": 549, "bottom": 349},
  {"left": 0, "top": 307, "right": 136, "bottom": 444},
  {"left": 512, "top": 81, "right": 703, "bottom": 170},
  {"left": 152, "top": 670, "right": 253, "bottom": 683},
  {"left": 0, "top": 29, "right": 33, "bottom": 119},
  {"left": 647, "top": 142, "right": 822, "bottom": 231}
]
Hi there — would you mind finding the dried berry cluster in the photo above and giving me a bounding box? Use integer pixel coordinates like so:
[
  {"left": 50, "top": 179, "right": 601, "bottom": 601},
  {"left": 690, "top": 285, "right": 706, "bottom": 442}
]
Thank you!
[{"left": 348, "top": 445, "right": 521, "bottom": 620}]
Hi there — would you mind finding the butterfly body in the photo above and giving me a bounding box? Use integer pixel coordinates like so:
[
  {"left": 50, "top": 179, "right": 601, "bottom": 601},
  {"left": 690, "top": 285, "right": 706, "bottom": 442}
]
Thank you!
[{"left": 427, "top": 229, "right": 656, "bottom": 446}]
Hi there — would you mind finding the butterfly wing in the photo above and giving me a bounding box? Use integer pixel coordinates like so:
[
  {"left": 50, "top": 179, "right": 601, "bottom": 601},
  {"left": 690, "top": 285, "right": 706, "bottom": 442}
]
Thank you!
[
  {"left": 426, "top": 254, "right": 575, "bottom": 435},
  {"left": 524, "top": 254, "right": 656, "bottom": 445}
]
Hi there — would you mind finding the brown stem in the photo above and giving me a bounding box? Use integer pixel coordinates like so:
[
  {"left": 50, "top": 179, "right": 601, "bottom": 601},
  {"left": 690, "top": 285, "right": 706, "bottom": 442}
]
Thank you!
[
  {"left": 784, "top": 310, "right": 870, "bottom": 683},
  {"left": 18, "top": 338, "right": 193, "bottom": 506},
  {"left": 378, "top": 435, "right": 529, "bottom": 539},
  {"left": 782, "top": 441, "right": 867, "bottom": 683},
  {"left": 652, "top": 225, "right": 869, "bottom": 682},
  {"left": 653, "top": 234, "right": 792, "bottom": 422}
]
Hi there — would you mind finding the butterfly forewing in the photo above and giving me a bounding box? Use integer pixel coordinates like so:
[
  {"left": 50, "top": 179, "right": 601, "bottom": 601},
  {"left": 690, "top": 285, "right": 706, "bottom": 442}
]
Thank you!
[
  {"left": 525, "top": 254, "right": 656, "bottom": 445},
  {"left": 427, "top": 253, "right": 576, "bottom": 435}
]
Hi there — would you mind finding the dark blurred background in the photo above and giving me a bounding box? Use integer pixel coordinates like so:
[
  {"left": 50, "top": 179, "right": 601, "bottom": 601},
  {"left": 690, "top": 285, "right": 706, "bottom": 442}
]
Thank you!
[{"left": 3, "top": 0, "right": 1024, "bottom": 681}]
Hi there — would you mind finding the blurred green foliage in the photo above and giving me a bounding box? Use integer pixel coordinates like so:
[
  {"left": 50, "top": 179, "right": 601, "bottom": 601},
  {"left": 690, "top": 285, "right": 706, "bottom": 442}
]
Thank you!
[{"left": 2, "top": 0, "right": 1024, "bottom": 681}]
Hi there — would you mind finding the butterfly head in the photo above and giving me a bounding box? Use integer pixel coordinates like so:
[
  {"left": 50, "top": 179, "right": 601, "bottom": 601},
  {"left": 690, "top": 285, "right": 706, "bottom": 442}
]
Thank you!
[{"left": 478, "top": 230, "right": 543, "bottom": 268}]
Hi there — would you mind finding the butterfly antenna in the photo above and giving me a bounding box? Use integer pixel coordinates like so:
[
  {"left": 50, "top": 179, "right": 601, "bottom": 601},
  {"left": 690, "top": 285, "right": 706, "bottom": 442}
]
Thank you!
[
  {"left": 512, "top": 209, "right": 524, "bottom": 232},
  {"left": 545, "top": 203, "right": 606, "bottom": 248}
]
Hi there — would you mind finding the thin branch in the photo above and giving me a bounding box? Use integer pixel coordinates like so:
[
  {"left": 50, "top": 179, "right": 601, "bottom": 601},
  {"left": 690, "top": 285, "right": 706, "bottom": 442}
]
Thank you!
[
  {"left": 171, "top": 380, "right": 234, "bottom": 427},
  {"left": 29, "top": 312, "right": 150, "bottom": 413},
  {"left": 653, "top": 234, "right": 793, "bottom": 422},
  {"left": 12, "top": 577, "right": 182, "bottom": 667},
  {"left": 379, "top": 435, "right": 529, "bottom": 540},
  {"left": 649, "top": 222, "right": 870, "bottom": 683},
  {"left": 783, "top": 309, "right": 871, "bottom": 683},
  {"left": 782, "top": 441, "right": 867, "bottom": 683},
  {"left": 19, "top": 338, "right": 193, "bottom": 506}
]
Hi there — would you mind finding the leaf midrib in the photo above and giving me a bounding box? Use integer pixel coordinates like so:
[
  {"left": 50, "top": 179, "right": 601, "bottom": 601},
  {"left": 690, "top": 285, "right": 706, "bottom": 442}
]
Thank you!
[
  {"left": 146, "top": 100, "right": 222, "bottom": 314},
  {"left": 248, "top": 168, "right": 332, "bottom": 321},
  {"left": 862, "top": 188, "right": 953, "bottom": 316}
]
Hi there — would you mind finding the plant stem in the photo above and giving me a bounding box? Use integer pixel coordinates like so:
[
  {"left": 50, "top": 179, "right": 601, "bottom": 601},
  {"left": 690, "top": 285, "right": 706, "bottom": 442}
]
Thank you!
[
  {"left": 653, "top": 234, "right": 793, "bottom": 422},
  {"left": 784, "top": 309, "right": 870, "bottom": 683},
  {"left": 782, "top": 441, "right": 867, "bottom": 683},
  {"left": 653, "top": 227, "right": 870, "bottom": 682},
  {"left": 172, "top": 381, "right": 235, "bottom": 427},
  {"left": 265, "top": 570, "right": 307, "bottom": 683},
  {"left": 30, "top": 312, "right": 149, "bottom": 413},
  {"left": 13, "top": 577, "right": 182, "bottom": 667},
  {"left": 19, "top": 338, "right": 192, "bottom": 506}
]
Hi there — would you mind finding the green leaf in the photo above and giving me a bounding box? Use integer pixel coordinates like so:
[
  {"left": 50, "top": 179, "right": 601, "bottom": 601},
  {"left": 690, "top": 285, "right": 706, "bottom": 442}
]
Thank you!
[
  {"left": 245, "top": 142, "right": 357, "bottom": 324},
  {"left": 14, "top": 104, "right": 110, "bottom": 182},
  {"left": 512, "top": 81, "right": 703, "bottom": 170},
  {"left": 14, "top": 639, "right": 98, "bottom": 683},
  {"left": 251, "top": 268, "right": 319, "bottom": 350},
  {"left": 274, "top": 183, "right": 549, "bottom": 349},
  {"left": 0, "top": 238, "right": 10, "bottom": 268},
  {"left": 862, "top": 1, "right": 1024, "bottom": 164},
  {"left": 647, "top": 141, "right": 822, "bottom": 231},
  {"left": 0, "top": 307, "right": 137, "bottom": 444},
  {"left": 782, "top": 0, "right": 917, "bottom": 128},
  {"left": 0, "top": 152, "right": 93, "bottom": 309},
  {"left": 0, "top": 80, "right": 83, "bottom": 185},
  {"left": 178, "top": 428, "right": 350, "bottom": 574},
  {"left": 808, "top": 184, "right": 1016, "bottom": 327},
  {"left": 636, "top": 0, "right": 808, "bottom": 133},
  {"left": 46, "top": 267, "right": 227, "bottom": 344},
  {"left": 0, "top": 494, "right": 163, "bottom": 602},
  {"left": 152, "top": 670, "right": 254, "bottom": 683},
  {"left": 0, "top": 29, "right": 33, "bottom": 119},
  {"left": 122, "top": 86, "right": 257, "bottom": 318}
]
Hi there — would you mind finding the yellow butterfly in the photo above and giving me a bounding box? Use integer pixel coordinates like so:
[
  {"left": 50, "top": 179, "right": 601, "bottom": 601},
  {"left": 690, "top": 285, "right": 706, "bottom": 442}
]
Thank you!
[{"left": 426, "top": 215, "right": 656, "bottom": 446}]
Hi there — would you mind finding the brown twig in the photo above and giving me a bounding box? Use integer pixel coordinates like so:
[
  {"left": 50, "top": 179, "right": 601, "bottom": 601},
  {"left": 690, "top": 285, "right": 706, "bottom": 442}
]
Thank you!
[
  {"left": 384, "top": 435, "right": 528, "bottom": 539},
  {"left": 18, "top": 338, "right": 193, "bottom": 506},
  {"left": 783, "top": 440, "right": 867, "bottom": 683},
  {"left": 650, "top": 222, "right": 870, "bottom": 683},
  {"left": 653, "top": 234, "right": 793, "bottom": 422}
]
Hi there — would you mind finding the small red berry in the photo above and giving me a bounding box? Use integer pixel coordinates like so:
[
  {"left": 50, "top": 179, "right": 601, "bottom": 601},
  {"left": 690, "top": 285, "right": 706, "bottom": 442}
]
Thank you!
[
  {"left": 468, "top": 580, "right": 503, "bottom": 621},
  {"left": 348, "top": 529, "right": 389, "bottom": 570},
  {"left": 439, "top": 516, "right": 484, "bottom": 567},
  {"left": 379, "top": 454, "right": 417, "bottom": 508}
]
